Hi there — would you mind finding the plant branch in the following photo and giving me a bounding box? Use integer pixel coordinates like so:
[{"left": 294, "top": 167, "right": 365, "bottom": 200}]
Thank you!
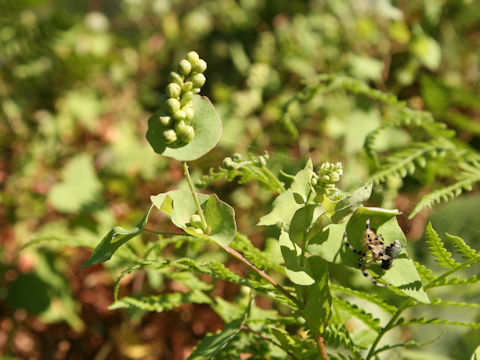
[
  {"left": 317, "top": 336, "right": 330, "bottom": 360},
  {"left": 260, "top": 167, "right": 286, "bottom": 193},
  {"left": 183, "top": 161, "right": 208, "bottom": 231},
  {"left": 143, "top": 228, "right": 187, "bottom": 236},
  {"left": 366, "top": 298, "right": 413, "bottom": 360},
  {"left": 222, "top": 243, "right": 301, "bottom": 308},
  {"left": 242, "top": 325, "right": 299, "bottom": 360}
]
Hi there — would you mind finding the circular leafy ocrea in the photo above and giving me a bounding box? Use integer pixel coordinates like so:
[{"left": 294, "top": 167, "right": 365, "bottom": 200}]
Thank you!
[
  {"left": 151, "top": 190, "right": 236, "bottom": 246},
  {"left": 146, "top": 95, "right": 222, "bottom": 161}
]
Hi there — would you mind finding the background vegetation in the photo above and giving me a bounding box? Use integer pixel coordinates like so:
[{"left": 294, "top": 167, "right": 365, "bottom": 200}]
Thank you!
[{"left": 1, "top": 0, "right": 480, "bottom": 359}]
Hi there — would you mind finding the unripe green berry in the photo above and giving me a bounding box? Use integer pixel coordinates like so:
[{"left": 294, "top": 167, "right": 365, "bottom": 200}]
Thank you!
[
  {"left": 186, "top": 51, "right": 200, "bottom": 64},
  {"left": 163, "top": 129, "right": 177, "bottom": 143},
  {"left": 182, "top": 81, "right": 193, "bottom": 92},
  {"left": 169, "top": 71, "right": 183, "bottom": 85},
  {"left": 180, "top": 91, "right": 194, "bottom": 106},
  {"left": 231, "top": 153, "right": 242, "bottom": 162},
  {"left": 178, "top": 59, "right": 192, "bottom": 76},
  {"left": 191, "top": 73, "right": 206, "bottom": 88},
  {"left": 166, "top": 83, "right": 181, "bottom": 98},
  {"left": 159, "top": 115, "right": 171, "bottom": 126},
  {"left": 192, "top": 59, "right": 207, "bottom": 73},
  {"left": 167, "top": 98, "right": 181, "bottom": 113},
  {"left": 178, "top": 124, "right": 195, "bottom": 142},
  {"left": 184, "top": 107, "right": 194, "bottom": 121},
  {"left": 174, "top": 109, "right": 186, "bottom": 121},
  {"left": 189, "top": 214, "right": 203, "bottom": 228}
]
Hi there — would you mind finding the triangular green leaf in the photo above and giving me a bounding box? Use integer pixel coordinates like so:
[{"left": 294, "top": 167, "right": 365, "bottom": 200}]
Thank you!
[
  {"left": 82, "top": 205, "right": 153, "bottom": 267},
  {"left": 307, "top": 207, "right": 429, "bottom": 303},
  {"left": 257, "top": 190, "right": 302, "bottom": 227},
  {"left": 279, "top": 230, "right": 314, "bottom": 286}
]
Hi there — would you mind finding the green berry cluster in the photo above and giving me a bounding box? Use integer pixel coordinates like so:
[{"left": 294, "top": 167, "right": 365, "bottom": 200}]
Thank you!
[
  {"left": 157, "top": 51, "right": 207, "bottom": 144},
  {"left": 311, "top": 162, "right": 343, "bottom": 192}
]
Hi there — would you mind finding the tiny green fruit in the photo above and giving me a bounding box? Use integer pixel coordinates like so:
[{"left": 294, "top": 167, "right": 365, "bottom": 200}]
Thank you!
[
  {"left": 178, "top": 125, "right": 195, "bottom": 142},
  {"left": 191, "top": 73, "right": 206, "bottom": 88},
  {"left": 166, "top": 83, "right": 181, "bottom": 98},
  {"left": 159, "top": 115, "right": 171, "bottom": 126},
  {"left": 186, "top": 51, "right": 200, "bottom": 64},
  {"left": 192, "top": 59, "right": 207, "bottom": 73},
  {"left": 167, "top": 98, "right": 181, "bottom": 113},
  {"left": 169, "top": 71, "right": 183, "bottom": 85},
  {"left": 178, "top": 59, "right": 192, "bottom": 76},
  {"left": 163, "top": 129, "right": 177, "bottom": 143}
]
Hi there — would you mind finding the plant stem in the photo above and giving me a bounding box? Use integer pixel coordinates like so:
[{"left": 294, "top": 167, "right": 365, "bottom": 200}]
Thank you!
[
  {"left": 143, "top": 228, "right": 187, "bottom": 236},
  {"left": 242, "top": 325, "right": 299, "bottom": 360},
  {"left": 260, "top": 167, "right": 286, "bottom": 193},
  {"left": 182, "top": 161, "right": 208, "bottom": 231},
  {"left": 366, "top": 298, "right": 413, "bottom": 360},
  {"left": 317, "top": 336, "right": 330, "bottom": 360},
  {"left": 222, "top": 243, "right": 301, "bottom": 308}
]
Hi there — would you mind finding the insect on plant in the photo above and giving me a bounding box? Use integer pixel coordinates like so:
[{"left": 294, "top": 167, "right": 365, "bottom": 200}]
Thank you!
[{"left": 344, "top": 218, "right": 403, "bottom": 287}]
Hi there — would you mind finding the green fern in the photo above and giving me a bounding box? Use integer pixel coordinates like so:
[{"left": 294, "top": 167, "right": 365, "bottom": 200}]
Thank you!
[
  {"left": 332, "top": 298, "right": 381, "bottom": 331},
  {"left": 110, "top": 290, "right": 212, "bottom": 311},
  {"left": 330, "top": 284, "right": 397, "bottom": 314},
  {"left": 425, "top": 222, "right": 460, "bottom": 270},
  {"left": 446, "top": 233, "right": 480, "bottom": 260},
  {"left": 410, "top": 158, "right": 480, "bottom": 218}
]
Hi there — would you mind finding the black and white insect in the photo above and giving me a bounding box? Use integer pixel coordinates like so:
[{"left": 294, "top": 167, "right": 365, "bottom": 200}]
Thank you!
[{"left": 344, "top": 218, "right": 403, "bottom": 287}]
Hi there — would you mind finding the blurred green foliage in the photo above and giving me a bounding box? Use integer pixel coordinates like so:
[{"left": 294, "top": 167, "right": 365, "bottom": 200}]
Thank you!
[{"left": 1, "top": 0, "right": 480, "bottom": 358}]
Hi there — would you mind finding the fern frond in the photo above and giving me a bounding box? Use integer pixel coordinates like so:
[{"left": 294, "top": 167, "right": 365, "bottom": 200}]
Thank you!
[
  {"left": 413, "top": 261, "right": 436, "bottom": 283},
  {"left": 332, "top": 298, "right": 381, "bottom": 331},
  {"left": 110, "top": 290, "right": 212, "bottom": 311},
  {"left": 397, "top": 317, "right": 480, "bottom": 329},
  {"left": 323, "top": 324, "right": 364, "bottom": 354},
  {"left": 429, "top": 299, "right": 480, "bottom": 309},
  {"left": 367, "top": 140, "right": 453, "bottom": 185},
  {"left": 371, "top": 333, "right": 443, "bottom": 356},
  {"left": 330, "top": 284, "right": 397, "bottom": 314},
  {"left": 231, "top": 233, "right": 285, "bottom": 274},
  {"left": 427, "top": 273, "right": 480, "bottom": 288},
  {"left": 425, "top": 223, "right": 460, "bottom": 269},
  {"left": 409, "top": 158, "right": 480, "bottom": 218},
  {"left": 446, "top": 233, "right": 480, "bottom": 260}
]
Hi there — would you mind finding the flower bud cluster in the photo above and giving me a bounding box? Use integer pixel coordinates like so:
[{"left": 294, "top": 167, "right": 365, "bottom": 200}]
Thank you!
[
  {"left": 158, "top": 51, "right": 207, "bottom": 144},
  {"left": 311, "top": 162, "right": 343, "bottom": 190}
]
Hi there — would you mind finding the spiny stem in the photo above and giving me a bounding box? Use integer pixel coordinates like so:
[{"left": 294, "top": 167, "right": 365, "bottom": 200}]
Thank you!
[
  {"left": 222, "top": 244, "right": 301, "bottom": 308},
  {"left": 182, "top": 161, "right": 208, "bottom": 231}
]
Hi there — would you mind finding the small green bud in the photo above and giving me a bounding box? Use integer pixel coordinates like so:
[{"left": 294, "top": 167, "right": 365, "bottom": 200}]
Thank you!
[
  {"left": 321, "top": 175, "right": 330, "bottom": 182},
  {"left": 163, "top": 129, "right": 177, "bottom": 143},
  {"left": 186, "top": 51, "right": 200, "bottom": 64},
  {"left": 192, "top": 87, "right": 201, "bottom": 94},
  {"left": 192, "top": 59, "right": 207, "bottom": 73},
  {"left": 194, "top": 228, "right": 204, "bottom": 235},
  {"left": 191, "top": 73, "right": 206, "bottom": 88},
  {"left": 166, "top": 98, "right": 181, "bottom": 113},
  {"left": 182, "top": 81, "right": 193, "bottom": 92},
  {"left": 222, "top": 157, "right": 239, "bottom": 169},
  {"left": 178, "top": 125, "right": 194, "bottom": 142},
  {"left": 166, "top": 83, "right": 181, "bottom": 98},
  {"left": 180, "top": 91, "right": 194, "bottom": 105},
  {"left": 330, "top": 172, "right": 340, "bottom": 182},
  {"left": 178, "top": 59, "right": 192, "bottom": 76},
  {"left": 189, "top": 214, "right": 203, "bottom": 228},
  {"left": 159, "top": 115, "right": 171, "bottom": 126},
  {"left": 184, "top": 107, "right": 194, "bottom": 121},
  {"left": 175, "top": 120, "right": 187, "bottom": 132},
  {"left": 255, "top": 155, "right": 267, "bottom": 167},
  {"left": 311, "top": 177, "right": 318, "bottom": 186},
  {"left": 173, "top": 109, "right": 186, "bottom": 121},
  {"left": 169, "top": 71, "right": 183, "bottom": 85},
  {"left": 231, "top": 153, "right": 242, "bottom": 162}
]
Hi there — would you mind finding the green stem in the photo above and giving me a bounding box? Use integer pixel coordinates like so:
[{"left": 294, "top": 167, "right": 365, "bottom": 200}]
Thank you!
[
  {"left": 182, "top": 161, "right": 208, "bottom": 231},
  {"left": 222, "top": 243, "right": 301, "bottom": 308},
  {"left": 143, "top": 228, "right": 188, "bottom": 236},
  {"left": 425, "top": 256, "right": 480, "bottom": 289},
  {"left": 260, "top": 167, "right": 286, "bottom": 193},
  {"left": 366, "top": 298, "right": 413, "bottom": 360}
]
